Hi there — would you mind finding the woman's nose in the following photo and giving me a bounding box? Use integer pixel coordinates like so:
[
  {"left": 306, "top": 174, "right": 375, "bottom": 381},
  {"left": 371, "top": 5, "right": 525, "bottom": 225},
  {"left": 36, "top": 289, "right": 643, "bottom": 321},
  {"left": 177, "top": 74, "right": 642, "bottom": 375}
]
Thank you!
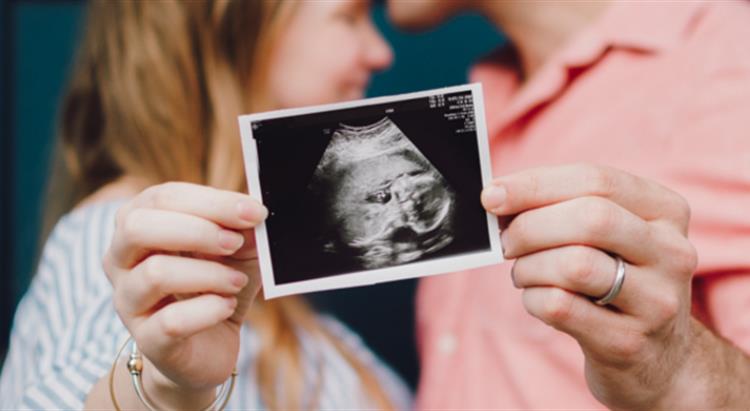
[{"left": 363, "top": 23, "right": 394, "bottom": 71}]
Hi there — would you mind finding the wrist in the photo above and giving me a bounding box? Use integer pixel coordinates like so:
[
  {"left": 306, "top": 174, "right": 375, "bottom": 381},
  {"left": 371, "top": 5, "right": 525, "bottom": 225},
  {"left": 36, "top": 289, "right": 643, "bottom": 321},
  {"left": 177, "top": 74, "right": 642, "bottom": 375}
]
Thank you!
[
  {"left": 141, "top": 357, "right": 217, "bottom": 411},
  {"left": 651, "top": 318, "right": 715, "bottom": 410}
]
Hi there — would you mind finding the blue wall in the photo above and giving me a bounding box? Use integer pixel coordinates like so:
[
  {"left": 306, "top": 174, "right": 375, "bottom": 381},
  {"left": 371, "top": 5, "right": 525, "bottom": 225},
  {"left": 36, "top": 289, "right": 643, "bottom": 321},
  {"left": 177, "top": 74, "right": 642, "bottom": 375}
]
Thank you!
[
  {"left": 369, "top": 6, "right": 504, "bottom": 94},
  {"left": 10, "top": 1, "right": 85, "bottom": 305},
  {"left": 0, "top": 0, "right": 503, "bottom": 385}
]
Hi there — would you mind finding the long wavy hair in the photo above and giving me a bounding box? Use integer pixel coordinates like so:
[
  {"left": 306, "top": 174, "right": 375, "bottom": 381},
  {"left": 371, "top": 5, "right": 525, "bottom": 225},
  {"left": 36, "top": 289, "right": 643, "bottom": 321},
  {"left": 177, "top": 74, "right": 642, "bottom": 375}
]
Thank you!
[{"left": 51, "top": 1, "right": 395, "bottom": 409}]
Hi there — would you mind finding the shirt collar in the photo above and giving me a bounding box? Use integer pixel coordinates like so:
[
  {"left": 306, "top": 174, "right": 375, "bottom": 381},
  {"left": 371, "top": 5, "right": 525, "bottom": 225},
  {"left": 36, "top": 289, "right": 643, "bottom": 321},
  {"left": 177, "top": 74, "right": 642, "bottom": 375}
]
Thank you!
[
  {"left": 473, "top": 0, "right": 708, "bottom": 135},
  {"left": 597, "top": 0, "right": 706, "bottom": 53}
]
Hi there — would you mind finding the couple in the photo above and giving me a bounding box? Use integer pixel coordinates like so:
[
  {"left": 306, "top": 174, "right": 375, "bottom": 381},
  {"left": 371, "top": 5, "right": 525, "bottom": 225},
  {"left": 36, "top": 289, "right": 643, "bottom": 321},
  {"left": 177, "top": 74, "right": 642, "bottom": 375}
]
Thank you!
[{"left": 3, "top": 0, "right": 750, "bottom": 409}]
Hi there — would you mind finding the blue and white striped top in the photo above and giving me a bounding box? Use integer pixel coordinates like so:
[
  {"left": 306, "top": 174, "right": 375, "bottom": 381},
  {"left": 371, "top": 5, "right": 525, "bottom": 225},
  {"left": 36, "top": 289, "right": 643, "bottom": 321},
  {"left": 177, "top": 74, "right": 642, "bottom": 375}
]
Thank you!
[{"left": 0, "top": 200, "right": 412, "bottom": 410}]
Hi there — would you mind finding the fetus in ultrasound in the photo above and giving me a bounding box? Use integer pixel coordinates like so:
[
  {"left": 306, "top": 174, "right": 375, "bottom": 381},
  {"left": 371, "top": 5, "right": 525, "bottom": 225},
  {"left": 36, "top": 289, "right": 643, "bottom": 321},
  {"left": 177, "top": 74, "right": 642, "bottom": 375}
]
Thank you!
[{"left": 309, "top": 117, "right": 456, "bottom": 269}]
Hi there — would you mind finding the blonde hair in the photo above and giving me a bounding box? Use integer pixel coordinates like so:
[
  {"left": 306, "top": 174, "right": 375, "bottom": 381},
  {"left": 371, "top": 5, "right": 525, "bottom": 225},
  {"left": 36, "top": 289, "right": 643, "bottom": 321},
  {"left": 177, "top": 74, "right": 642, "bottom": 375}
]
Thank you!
[{"left": 54, "top": 1, "right": 395, "bottom": 409}]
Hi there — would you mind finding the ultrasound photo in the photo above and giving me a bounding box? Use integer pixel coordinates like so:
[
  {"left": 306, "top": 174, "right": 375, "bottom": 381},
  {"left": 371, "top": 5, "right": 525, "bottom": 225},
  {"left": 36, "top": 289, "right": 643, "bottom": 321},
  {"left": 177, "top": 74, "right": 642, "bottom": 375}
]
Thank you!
[
  {"left": 309, "top": 117, "right": 456, "bottom": 269},
  {"left": 239, "top": 84, "right": 502, "bottom": 298}
]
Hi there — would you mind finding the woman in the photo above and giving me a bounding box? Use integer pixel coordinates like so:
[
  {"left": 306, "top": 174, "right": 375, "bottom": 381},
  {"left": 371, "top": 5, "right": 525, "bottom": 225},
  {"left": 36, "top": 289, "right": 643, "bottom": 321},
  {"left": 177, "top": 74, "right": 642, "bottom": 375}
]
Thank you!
[{"left": 0, "top": 0, "right": 409, "bottom": 409}]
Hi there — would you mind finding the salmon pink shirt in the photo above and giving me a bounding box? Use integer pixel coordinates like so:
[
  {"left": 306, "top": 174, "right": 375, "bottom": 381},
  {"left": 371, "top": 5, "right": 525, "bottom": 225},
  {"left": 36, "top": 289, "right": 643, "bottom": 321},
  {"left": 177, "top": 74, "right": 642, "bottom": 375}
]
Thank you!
[{"left": 416, "top": 1, "right": 750, "bottom": 409}]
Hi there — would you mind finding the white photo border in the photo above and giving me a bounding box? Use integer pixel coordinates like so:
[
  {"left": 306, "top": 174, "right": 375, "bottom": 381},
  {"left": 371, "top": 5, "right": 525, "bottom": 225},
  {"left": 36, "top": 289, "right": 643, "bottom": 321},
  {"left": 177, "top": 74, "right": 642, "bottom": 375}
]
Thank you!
[{"left": 238, "top": 83, "right": 503, "bottom": 299}]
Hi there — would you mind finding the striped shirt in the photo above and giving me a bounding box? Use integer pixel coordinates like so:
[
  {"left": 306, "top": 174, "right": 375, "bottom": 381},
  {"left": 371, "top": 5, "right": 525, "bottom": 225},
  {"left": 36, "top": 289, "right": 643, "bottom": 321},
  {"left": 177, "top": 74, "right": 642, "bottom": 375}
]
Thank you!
[{"left": 0, "top": 200, "right": 412, "bottom": 410}]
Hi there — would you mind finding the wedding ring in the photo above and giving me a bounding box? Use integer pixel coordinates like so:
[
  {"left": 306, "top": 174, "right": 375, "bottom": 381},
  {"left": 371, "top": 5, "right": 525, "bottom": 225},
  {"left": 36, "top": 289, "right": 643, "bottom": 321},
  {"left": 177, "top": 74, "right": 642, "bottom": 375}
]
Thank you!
[{"left": 594, "top": 255, "right": 626, "bottom": 306}]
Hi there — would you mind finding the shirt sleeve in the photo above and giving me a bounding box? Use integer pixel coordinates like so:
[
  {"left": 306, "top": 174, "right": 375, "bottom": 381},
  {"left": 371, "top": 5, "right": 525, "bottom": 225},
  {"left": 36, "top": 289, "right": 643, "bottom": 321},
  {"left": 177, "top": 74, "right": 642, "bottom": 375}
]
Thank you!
[{"left": 0, "top": 202, "right": 128, "bottom": 409}]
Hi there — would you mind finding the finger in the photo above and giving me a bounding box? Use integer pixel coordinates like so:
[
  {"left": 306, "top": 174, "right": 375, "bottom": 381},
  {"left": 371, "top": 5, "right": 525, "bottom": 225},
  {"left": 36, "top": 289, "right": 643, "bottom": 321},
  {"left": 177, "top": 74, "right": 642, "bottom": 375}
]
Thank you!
[
  {"left": 133, "top": 182, "right": 268, "bottom": 230},
  {"left": 117, "top": 254, "right": 249, "bottom": 316},
  {"left": 501, "top": 196, "right": 654, "bottom": 264},
  {"left": 513, "top": 246, "right": 619, "bottom": 297},
  {"left": 521, "top": 287, "right": 648, "bottom": 366},
  {"left": 110, "top": 208, "right": 246, "bottom": 267},
  {"left": 136, "top": 294, "right": 237, "bottom": 352},
  {"left": 512, "top": 245, "right": 646, "bottom": 313},
  {"left": 227, "top": 229, "right": 258, "bottom": 261},
  {"left": 190, "top": 229, "right": 258, "bottom": 267},
  {"left": 481, "top": 163, "right": 690, "bottom": 233}
]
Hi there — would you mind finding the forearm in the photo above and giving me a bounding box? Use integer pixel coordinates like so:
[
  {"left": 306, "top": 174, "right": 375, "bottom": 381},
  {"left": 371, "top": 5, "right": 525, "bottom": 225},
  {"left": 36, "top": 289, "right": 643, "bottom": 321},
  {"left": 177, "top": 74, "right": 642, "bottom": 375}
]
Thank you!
[
  {"left": 85, "top": 356, "right": 216, "bottom": 411},
  {"left": 655, "top": 317, "right": 750, "bottom": 410}
]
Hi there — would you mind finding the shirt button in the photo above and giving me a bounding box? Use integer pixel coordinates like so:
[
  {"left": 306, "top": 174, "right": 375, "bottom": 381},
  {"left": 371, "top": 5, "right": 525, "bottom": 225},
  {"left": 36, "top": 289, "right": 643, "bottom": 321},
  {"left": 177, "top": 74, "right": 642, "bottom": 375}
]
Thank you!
[{"left": 437, "top": 333, "right": 457, "bottom": 355}]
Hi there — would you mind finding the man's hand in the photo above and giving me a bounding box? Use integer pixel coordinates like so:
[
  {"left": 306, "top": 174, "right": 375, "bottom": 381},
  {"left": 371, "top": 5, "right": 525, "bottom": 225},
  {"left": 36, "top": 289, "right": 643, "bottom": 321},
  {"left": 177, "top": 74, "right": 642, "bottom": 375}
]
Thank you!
[{"left": 480, "top": 163, "right": 737, "bottom": 409}]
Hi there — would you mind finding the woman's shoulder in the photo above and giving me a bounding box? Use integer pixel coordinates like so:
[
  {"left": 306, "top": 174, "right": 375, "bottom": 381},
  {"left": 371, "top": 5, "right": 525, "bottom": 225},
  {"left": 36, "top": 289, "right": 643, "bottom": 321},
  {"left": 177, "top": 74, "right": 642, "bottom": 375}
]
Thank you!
[
  {"left": 43, "top": 199, "right": 125, "bottom": 266},
  {"left": 0, "top": 198, "right": 132, "bottom": 408},
  {"left": 50, "top": 176, "right": 144, "bottom": 246},
  {"left": 35, "top": 199, "right": 127, "bottom": 300},
  {"left": 54, "top": 198, "right": 125, "bottom": 239}
]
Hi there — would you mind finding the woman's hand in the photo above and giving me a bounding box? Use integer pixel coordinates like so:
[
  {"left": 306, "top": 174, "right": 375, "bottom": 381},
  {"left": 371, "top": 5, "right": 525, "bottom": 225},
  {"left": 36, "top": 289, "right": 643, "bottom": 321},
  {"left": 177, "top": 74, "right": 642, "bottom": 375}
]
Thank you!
[
  {"left": 481, "top": 164, "right": 699, "bottom": 410},
  {"left": 103, "top": 182, "right": 267, "bottom": 406}
]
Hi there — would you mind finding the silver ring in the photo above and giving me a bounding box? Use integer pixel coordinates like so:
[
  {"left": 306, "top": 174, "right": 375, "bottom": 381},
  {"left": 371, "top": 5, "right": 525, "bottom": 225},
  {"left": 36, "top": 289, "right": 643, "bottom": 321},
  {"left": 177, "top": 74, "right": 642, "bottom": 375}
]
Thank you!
[{"left": 594, "top": 255, "right": 626, "bottom": 306}]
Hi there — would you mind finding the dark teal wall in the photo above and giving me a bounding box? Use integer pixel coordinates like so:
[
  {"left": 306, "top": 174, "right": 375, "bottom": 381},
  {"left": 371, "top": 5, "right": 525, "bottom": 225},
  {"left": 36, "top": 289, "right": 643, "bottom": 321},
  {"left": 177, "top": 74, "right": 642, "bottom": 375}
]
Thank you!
[
  {"left": 369, "top": 6, "right": 504, "bottom": 94},
  {"left": 11, "top": 1, "right": 84, "bottom": 305},
  {"left": 1, "top": 0, "right": 88, "bottom": 368},
  {"left": 1, "top": 0, "right": 10, "bottom": 371},
  {"left": 1, "top": 1, "right": 503, "bottom": 384}
]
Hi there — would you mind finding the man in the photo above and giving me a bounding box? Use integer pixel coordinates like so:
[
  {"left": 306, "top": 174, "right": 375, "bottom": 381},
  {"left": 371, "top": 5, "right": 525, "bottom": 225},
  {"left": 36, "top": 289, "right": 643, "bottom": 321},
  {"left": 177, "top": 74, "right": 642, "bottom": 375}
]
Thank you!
[{"left": 387, "top": 0, "right": 750, "bottom": 409}]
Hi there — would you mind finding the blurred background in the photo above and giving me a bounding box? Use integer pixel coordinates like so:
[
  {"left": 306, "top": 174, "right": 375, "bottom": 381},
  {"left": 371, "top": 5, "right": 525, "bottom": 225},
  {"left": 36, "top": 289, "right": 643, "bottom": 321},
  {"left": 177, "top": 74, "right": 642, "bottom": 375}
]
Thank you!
[{"left": 0, "top": 0, "right": 503, "bottom": 388}]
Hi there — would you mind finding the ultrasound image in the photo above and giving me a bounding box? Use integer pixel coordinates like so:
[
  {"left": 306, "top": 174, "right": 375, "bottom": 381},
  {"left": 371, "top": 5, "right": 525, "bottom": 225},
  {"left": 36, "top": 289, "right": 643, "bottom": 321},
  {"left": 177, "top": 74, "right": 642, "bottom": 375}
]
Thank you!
[
  {"left": 308, "top": 117, "right": 456, "bottom": 269},
  {"left": 251, "top": 89, "right": 493, "bottom": 285}
]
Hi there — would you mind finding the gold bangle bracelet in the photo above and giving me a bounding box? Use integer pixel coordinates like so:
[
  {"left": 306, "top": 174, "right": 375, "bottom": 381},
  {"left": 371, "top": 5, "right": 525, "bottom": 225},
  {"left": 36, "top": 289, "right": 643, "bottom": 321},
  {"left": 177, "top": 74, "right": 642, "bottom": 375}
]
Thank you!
[
  {"left": 109, "top": 337, "right": 131, "bottom": 411},
  {"left": 109, "top": 337, "right": 238, "bottom": 411}
]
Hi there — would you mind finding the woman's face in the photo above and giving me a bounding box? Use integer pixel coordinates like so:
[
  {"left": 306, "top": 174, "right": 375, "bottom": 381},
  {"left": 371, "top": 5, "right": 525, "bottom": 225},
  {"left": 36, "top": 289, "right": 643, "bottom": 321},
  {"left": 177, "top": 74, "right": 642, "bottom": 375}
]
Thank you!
[{"left": 267, "top": 0, "right": 393, "bottom": 107}]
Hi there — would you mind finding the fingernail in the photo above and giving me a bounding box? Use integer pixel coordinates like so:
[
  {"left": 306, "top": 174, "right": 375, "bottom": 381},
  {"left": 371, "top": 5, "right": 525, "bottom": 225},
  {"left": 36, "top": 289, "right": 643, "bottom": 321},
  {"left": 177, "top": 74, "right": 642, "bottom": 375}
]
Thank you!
[
  {"left": 226, "top": 297, "right": 238, "bottom": 309},
  {"left": 218, "top": 230, "right": 244, "bottom": 251},
  {"left": 237, "top": 199, "right": 268, "bottom": 223},
  {"left": 230, "top": 271, "right": 248, "bottom": 288},
  {"left": 500, "top": 230, "right": 511, "bottom": 258},
  {"left": 483, "top": 185, "right": 507, "bottom": 211}
]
